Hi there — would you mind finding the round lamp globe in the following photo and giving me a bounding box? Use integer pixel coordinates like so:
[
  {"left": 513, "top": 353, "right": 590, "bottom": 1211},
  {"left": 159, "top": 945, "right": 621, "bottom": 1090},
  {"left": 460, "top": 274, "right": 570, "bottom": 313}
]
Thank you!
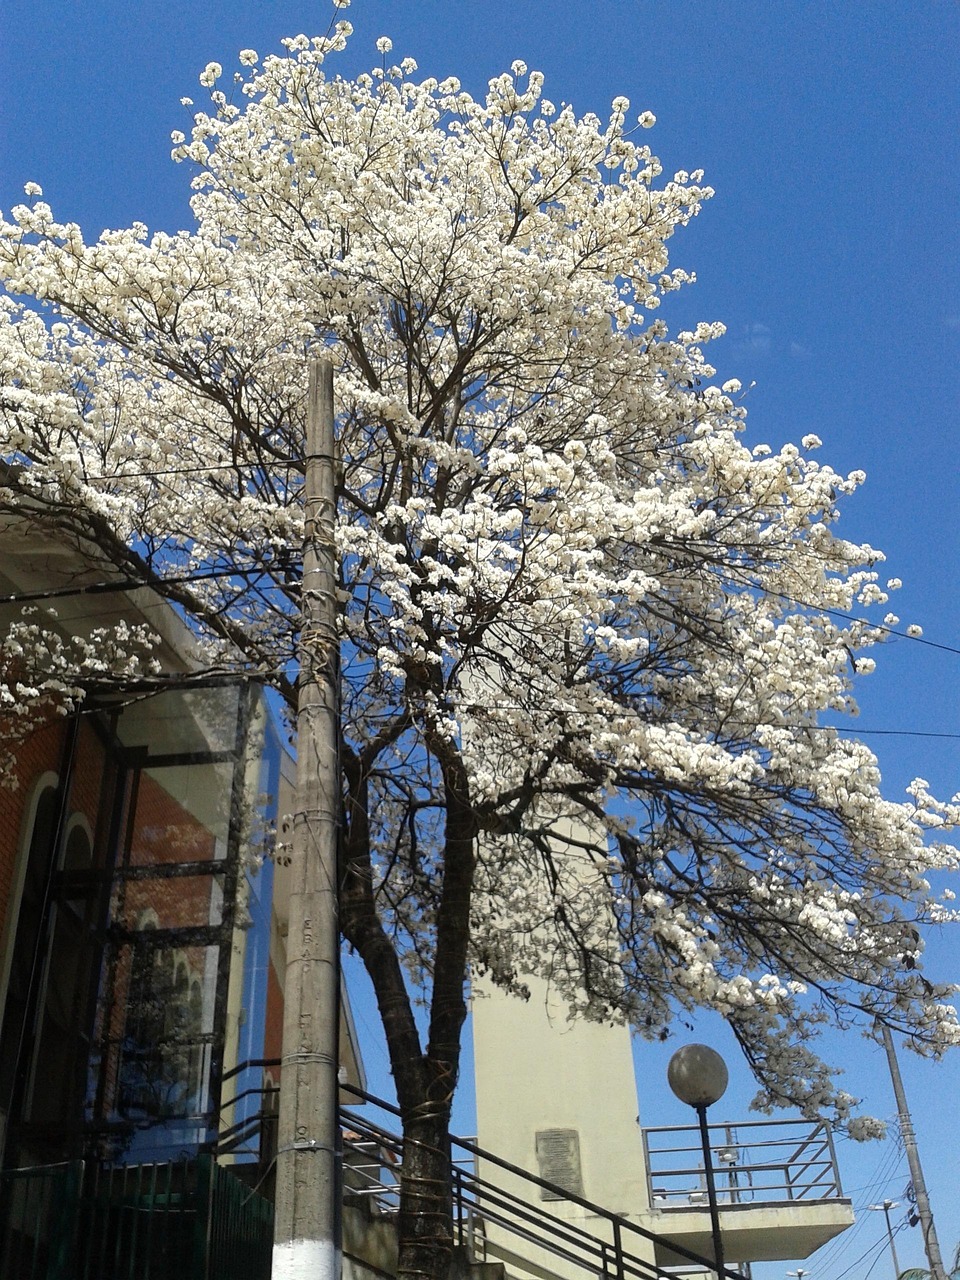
[{"left": 667, "top": 1044, "right": 729, "bottom": 1108}]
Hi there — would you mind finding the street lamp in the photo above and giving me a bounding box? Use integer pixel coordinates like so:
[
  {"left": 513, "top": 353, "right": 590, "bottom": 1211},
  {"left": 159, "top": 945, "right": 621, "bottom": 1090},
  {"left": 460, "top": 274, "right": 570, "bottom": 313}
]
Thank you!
[
  {"left": 869, "top": 1200, "right": 902, "bottom": 1280},
  {"left": 668, "top": 1044, "right": 729, "bottom": 1278}
]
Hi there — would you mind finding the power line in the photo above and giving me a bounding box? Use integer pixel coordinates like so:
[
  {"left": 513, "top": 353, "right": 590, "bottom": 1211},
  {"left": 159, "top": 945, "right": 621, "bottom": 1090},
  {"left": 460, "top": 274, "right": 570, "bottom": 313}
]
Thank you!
[
  {"left": 1, "top": 562, "right": 958, "bottom": 662},
  {"left": 1, "top": 647, "right": 953, "bottom": 745},
  {"left": 7, "top": 448, "right": 960, "bottom": 654},
  {"left": 79, "top": 459, "right": 300, "bottom": 481},
  {"left": 862, "top": 1232, "right": 900, "bottom": 1280},
  {"left": 834, "top": 729, "right": 960, "bottom": 742},
  {"left": 829, "top": 1229, "right": 896, "bottom": 1280},
  {"left": 0, "top": 570, "right": 957, "bottom": 744},
  {"left": 0, "top": 566, "right": 257, "bottom": 606},
  {"left": 731, "top": 579, "right": 960, "bottom": 659}
]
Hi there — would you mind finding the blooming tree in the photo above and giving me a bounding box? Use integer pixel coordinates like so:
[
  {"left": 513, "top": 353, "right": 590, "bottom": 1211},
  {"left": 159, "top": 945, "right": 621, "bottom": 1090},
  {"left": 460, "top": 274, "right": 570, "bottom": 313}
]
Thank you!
[{"left": 0, "top": 23, "right": 958, "bottom": 1279}]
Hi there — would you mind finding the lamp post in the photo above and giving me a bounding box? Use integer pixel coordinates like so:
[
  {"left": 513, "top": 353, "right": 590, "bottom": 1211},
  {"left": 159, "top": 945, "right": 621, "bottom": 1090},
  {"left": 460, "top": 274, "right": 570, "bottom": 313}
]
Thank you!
[
  {"left": 868, "top": 1200, "right": 902, "bottom": 1280},
  {"left": 668, "top": 1044, "right": 729, "bottom": 1279}
]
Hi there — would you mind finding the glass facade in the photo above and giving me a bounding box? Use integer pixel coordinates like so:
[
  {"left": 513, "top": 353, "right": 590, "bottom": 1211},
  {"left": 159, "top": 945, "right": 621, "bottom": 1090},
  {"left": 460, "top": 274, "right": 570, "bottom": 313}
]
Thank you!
[{"left": 0, "top": 681, "right": 283, "bottom": 1169}]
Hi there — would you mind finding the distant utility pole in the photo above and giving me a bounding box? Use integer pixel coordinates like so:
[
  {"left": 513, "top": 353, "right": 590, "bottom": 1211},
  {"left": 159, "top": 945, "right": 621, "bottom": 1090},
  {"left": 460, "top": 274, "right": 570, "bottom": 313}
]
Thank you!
[
  {"left": 273, "top": 358, "right": 341, "bottom": 1280},
  {"left": 879, "top": 1023, "right": 947, "bottom": 1280},
  {"left": 868, "top": 1200, "right": 902, "bottom": 1280}
]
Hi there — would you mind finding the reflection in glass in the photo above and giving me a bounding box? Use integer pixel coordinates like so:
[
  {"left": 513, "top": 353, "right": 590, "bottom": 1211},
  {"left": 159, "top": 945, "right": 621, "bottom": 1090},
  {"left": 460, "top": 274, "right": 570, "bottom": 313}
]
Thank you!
[
  {"left": 112, "top": 684, "right": 242, "bottom": 757},
  {"left": 119, "top": 932, "right": 209, "bottom": 1122},
  {"left": 126, "top": 762, "right": 235, "bottom": 866},
  {"left": 2, "top": 682, "right": 286, "bottom": 1169}
]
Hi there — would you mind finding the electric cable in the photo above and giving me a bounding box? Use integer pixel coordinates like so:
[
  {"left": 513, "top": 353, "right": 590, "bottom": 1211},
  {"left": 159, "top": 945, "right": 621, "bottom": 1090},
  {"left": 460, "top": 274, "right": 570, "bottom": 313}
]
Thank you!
[
  {"left": 0, "top": 564, "right": 958, "bottom": 662},
  {"left": 0, "top": 560, "right": 957, "bottom": 742},
  {"left": 812, "top": 1139, "right": 906, "bottom": 1274},
  {"left": 829, "top": 1229, "right": 895, "bottom": 1280},
  {"left": 0, "top": 565, "right": 257, "bottom": 606}
]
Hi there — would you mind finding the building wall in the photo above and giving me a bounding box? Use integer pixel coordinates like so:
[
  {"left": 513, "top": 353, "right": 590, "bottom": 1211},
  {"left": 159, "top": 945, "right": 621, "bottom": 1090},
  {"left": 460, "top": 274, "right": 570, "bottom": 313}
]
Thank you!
[
  {"left": 0, "top": 720, "right": 66, "bottom": 961},
  {"left": 473, "top": 976, "right": 651, "bottom": 1221},
  {"left": 470, "top": 805, "right": 657, "bottom": 1278}
]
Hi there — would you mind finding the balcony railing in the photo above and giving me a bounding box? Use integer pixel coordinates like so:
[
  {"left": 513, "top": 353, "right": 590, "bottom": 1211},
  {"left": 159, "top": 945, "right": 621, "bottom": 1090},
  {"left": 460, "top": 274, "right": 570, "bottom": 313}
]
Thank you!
[{"left": 642, "top": 1118, "right": 844, "bottom": 1210}]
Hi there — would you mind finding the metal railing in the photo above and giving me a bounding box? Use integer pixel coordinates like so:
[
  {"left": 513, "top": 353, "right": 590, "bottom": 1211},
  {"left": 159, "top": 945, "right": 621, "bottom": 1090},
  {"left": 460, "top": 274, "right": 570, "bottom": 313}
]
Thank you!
[
  {"left": 0, "top": 1160, "right": 81, "bottom": 1280},
  {"left": 4, "top": 1072, "right": 835, "bottom": 1280},
  {"left": 642, "top": 1117, "right": 844, "bottom": 1210},
  {"left": 339, "top": 1085, "right": 746, "bottom": 1280}
]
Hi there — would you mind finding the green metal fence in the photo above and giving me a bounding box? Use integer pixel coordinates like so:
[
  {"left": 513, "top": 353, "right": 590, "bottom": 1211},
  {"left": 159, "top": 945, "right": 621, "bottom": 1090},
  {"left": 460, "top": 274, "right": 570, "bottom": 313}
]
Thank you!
[
  {"left": 0, "top": 1155, "right": 273, "bottom": 1280},
  {"left": 204, "top": 1156, "right": 274, "bottom": 1280},
  {"left": 0, "top": 1161, "right": 81, "bottom": 1280}
]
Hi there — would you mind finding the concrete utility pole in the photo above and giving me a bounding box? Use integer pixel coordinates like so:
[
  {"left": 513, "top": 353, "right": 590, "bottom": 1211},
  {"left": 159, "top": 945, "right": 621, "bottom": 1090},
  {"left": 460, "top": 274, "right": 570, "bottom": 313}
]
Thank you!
[
  {"left": 273, "top": 358, "right": 342, "bottom": 1280},
  {"left": 879, "top": 1023, "right": 947, "bottom": 1280}
]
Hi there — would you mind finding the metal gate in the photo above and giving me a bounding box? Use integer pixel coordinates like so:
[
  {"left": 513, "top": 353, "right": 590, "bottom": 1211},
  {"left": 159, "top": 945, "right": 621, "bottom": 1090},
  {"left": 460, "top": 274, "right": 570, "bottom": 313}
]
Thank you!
[{"left": 0, "top": 1155, "right": 273, "bottom": 1280}]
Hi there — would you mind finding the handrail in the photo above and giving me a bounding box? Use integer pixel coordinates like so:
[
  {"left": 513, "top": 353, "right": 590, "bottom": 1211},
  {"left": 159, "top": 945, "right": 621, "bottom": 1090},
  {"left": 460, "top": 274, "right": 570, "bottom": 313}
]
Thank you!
[
  {"left": 340, "top": 1090, "right": 752, "bottom": 1280},
  {"left": 643, "top": 1116, "right": 832, "bottom": 1134},
  {"left": 342, "top": 1087, "right": 719, "bottom": 1266},
  {"left": 220, "top": 1056, "right": 281, "bottom": 1085},
  {"left": 215, "top": 1073, "right": 750, "bottom": 1280},
  {"left": 219, "top": 1082, "right": 280, "bottom": 1114},
  {"left": 342, "top": 1112, "right": 678, "bottom": 1280}
]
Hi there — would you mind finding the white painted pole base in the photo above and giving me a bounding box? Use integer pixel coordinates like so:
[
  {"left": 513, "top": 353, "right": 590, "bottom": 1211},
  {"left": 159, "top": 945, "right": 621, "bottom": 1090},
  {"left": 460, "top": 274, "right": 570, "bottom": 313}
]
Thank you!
[{"left": 272, "top": 1237, "right": 340, "bottom": 1280}]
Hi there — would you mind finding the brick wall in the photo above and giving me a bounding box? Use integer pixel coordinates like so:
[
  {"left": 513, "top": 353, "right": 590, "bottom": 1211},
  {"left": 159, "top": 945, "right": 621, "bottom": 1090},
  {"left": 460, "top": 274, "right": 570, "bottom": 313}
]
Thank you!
[{"left": 0, "top": 719, "right": 68, "bottom": 940}]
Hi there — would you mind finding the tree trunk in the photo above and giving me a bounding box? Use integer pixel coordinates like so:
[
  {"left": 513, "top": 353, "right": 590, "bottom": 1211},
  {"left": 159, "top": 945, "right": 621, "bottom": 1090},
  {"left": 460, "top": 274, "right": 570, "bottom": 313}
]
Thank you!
[
  {"left": 341, "top": 726, "right": 476, "bottom": 1280},
  {"left": 393, "top": 745, "right": 476, "bottom": 1280},
  {"left": 397, "top": 1102, "right": 457, "bottom": 1280}
]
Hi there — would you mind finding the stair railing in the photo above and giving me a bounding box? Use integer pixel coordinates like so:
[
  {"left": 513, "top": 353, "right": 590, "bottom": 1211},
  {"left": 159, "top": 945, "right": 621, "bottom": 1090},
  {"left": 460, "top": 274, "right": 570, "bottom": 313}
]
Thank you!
[
  {"left": 340, "top": 1084, "right": 745, "bottom": 1280},
  {"left": 213, "top": 1065, "right": 745, "bottom": 1280}
]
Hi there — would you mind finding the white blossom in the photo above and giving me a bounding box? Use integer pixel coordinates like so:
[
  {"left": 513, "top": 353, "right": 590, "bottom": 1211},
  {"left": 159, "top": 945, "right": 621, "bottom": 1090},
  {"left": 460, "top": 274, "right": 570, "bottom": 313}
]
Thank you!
[
  {"left": 0, "top": 29, "right": 955, "bottom": 1138},
  {"left": 198, "top": 61, "right": 222, "bottom": 88}
]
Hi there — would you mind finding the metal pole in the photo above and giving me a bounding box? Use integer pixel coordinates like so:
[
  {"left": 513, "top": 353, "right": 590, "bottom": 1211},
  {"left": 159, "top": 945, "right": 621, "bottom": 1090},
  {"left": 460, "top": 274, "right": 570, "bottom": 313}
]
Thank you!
[
  {"left": 696, "top": 1103, "right": 725, "bottom": 1279},
  {"left": 880, "top": 1024, "right": 946, "bottom": 1280},
  {"left": 883, "top": 1202, "right": 902, "bottom": 1280},
  {"left": 273, "top": 358, "right": 342, "bottom": 1280},
  {"left": 869, "top": 1201, "right": 902, "bottom": 1280}
]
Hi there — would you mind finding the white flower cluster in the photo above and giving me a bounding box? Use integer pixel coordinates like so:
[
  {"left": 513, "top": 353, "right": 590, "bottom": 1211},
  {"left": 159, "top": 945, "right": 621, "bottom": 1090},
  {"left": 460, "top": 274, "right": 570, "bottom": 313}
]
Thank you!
[
  {"left": 0, "top": 28, "right": 956, "bottom": 1132},
  {"left": 0, "top": 609, "right": 161, "bottom": 786}
]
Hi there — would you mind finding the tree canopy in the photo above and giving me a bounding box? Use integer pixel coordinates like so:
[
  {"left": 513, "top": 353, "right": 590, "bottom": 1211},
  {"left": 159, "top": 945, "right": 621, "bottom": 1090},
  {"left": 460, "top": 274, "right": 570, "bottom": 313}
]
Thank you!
[{"left": 0, "top": 22, "right": 958, "bottom": 1274}]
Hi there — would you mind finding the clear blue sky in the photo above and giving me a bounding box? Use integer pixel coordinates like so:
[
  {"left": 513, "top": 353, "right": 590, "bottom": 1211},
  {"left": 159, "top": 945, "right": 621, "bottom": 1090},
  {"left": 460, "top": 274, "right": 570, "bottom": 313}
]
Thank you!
[{"left": 2, "top": 3, "right": 958, "bottom": 1276}]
